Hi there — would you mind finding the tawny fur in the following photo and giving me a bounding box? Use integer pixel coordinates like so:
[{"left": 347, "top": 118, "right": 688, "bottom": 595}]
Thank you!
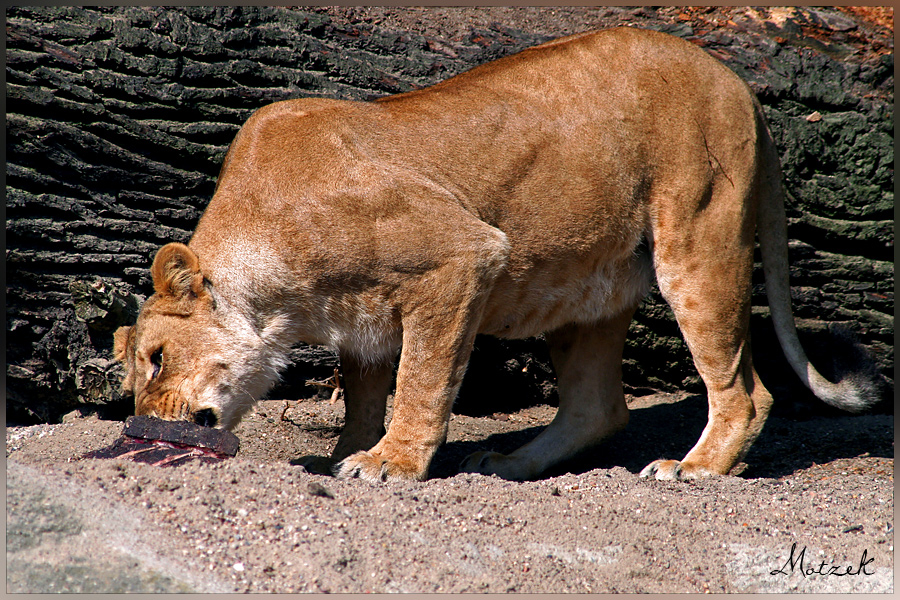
[{"left": 115, "top": 28, "right": 880, "bottom": 483}]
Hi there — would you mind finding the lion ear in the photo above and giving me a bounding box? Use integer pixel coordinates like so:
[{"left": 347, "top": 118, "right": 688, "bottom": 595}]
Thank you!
[
  {"left": 151, "top": 243, "right": 206, "bottom": 300},
  {"left": 113, "top": 325, "right": 136, "bottom": 393},
  {"left": 113, "top": 326, "right": 134, "bottom": 362}
]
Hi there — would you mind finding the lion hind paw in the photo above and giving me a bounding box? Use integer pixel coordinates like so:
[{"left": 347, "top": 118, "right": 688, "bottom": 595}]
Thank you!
[{"left": 459, "top": 451, "right": 536, "bottom": 481}]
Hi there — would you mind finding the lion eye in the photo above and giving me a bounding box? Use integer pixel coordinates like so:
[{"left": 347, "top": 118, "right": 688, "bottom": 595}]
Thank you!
[
  {"left": 149, "top": 348, "right": 163, "bottom": 379},
  {"left": 193, "top": 408, "right": 218, "bottom": 428}
]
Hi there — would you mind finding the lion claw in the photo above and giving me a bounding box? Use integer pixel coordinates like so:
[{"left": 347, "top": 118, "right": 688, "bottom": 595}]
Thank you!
[{"left": 335, "top": 451, "right": 375, "bottom": 480}]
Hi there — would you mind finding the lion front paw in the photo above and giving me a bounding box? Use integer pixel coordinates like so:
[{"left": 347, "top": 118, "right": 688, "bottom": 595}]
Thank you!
[
  {"left": 459, "top": 451, "right": 538, "bottom": 481},
  {"left": 639, "top": 459, "right": 715, "bottom": 481},
  {"left": 335, "top": 450, "right": 426, "bottom": 483}
]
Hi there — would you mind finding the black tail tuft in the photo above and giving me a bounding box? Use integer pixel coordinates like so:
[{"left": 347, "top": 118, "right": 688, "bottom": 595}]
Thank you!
[{"left": 819, "top": 325, "right": 890, "bottom": 414}]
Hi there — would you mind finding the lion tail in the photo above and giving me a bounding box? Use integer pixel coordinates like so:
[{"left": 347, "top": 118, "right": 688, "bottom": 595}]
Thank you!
[{"left": 755, "top": 110, "right": 885, "bottom": 413}]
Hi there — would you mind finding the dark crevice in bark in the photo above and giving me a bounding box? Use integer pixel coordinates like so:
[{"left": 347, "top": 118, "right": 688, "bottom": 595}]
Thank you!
[{"left": 6, "top": 6, "right": 893, "bottom": 423}]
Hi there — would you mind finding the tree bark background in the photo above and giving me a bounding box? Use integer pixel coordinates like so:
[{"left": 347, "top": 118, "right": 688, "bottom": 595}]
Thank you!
[{"left": 6, "top": 6, "right": 893, "bottom": 423}]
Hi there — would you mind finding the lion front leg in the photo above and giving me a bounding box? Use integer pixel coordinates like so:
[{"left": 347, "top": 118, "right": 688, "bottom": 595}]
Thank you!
[
  {"left": 297, "top": 353, "right": 393, "bottom": 475},
  {"left": 335, "top": 295, "right": 484, "bottom": 482},
  {"left": 330, "top": 353, "right": 393, "bottom": 462},
  {"left": 336, "top": 238, "right": 508, "bottom": 481}
]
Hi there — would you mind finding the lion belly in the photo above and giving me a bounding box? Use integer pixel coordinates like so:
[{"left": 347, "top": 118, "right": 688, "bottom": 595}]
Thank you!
[{"left": 480, "top": 244, "right": 652, "bottom": 339}]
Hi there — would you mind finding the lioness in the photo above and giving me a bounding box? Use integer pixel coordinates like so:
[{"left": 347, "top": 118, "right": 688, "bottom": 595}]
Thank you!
[{"left": 114, "top": 27, "right": 879, "bottom": 482}]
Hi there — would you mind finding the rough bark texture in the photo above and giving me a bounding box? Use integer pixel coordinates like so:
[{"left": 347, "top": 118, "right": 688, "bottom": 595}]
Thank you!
[{"left": 6, "top": 6, "right": 893, "bottom": 423}]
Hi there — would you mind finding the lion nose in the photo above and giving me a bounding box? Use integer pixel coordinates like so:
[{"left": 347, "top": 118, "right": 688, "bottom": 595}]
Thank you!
[{"left": 192, "top": 408, "right": 219, "bottom": 428}]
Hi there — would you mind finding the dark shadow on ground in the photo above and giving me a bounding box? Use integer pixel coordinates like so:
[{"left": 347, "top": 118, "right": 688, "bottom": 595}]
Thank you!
[{"left": 431, "top": 395, "right": 894, "bottom": 481}]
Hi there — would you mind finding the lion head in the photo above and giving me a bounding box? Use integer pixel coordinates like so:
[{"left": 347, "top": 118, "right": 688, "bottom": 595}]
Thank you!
[{"left": 114, "top": 242, "right": 284, "bottom": 430}]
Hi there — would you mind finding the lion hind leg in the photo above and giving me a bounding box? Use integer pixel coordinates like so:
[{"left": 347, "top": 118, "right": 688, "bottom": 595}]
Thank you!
[
  {"left": 460, "top": 309, "right": 634, "bottom": 480},
  {"left": 642, "top": 203, "right": 774, "bottom": 480},
  {"left": 640, "top": 345, "right": 773, "bottom": 480}
]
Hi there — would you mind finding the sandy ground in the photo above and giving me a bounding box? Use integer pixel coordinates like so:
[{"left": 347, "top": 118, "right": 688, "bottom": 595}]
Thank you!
[{"left": 7, "top": 392, "right": 893, "bottom": 593}]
